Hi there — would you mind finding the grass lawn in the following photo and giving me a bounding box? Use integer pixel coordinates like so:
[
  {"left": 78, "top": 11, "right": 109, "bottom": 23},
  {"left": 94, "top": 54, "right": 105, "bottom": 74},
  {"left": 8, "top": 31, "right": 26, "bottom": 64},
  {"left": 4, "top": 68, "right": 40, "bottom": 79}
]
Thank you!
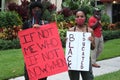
[
  {"left": 97, "top": 38, "right": 120, "bottom": 61},
  {"left": 0, "top": 49, "right": 24, "bottom": 79},
  {"left": 0, "top": 38, "right": 120, "bottom": 79},
  {"left": 95, "top": 70, "right": 120, "bottom": 80}
]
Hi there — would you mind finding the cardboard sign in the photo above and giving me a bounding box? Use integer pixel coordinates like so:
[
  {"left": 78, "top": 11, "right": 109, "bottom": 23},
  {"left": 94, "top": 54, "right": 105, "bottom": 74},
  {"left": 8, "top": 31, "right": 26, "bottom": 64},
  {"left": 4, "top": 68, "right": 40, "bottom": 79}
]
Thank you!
[
  {"left": 18, "top": 22, "right": 68, "bottom": 80},
  {"left": 66, "top": 31, "right": 91, "bottom": 71}
]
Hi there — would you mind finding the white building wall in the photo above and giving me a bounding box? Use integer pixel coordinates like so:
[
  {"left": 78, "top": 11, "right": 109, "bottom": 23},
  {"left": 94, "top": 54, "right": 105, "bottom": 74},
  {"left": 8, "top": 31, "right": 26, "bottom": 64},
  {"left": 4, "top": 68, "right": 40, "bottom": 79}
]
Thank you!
[
  {"left": 49, "top": 0, "right": 62, "bottom": 11},
  {"left": 2, "top": 0, "right": 22, "bottom": 10},
  {"left": 105, "top": 3, "right": 112, "bottom": 23},
  {"left": 1, "top": 0, "right": 5, "bottom": 11}
]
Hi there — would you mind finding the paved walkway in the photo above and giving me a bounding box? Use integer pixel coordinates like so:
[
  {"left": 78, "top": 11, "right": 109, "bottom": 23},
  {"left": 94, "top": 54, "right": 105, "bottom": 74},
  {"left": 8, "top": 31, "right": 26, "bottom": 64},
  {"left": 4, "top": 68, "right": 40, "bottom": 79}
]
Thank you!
[{"left": 9, "top": 57, "right": 120, "bottom": 80}]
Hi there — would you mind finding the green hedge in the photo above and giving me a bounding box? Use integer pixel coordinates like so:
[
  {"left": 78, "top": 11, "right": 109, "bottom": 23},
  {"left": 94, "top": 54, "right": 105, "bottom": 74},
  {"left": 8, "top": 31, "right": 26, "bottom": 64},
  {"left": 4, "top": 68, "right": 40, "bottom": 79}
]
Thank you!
[
  {"left": 0, "top": 38, "right": 20, "bottom": 50},
  {"left": 59, "top": 29, "right": 67, "bottom": 48},
  {"left": 0, "top": 11, "right": 22, "bottom": 28},
  {"left": 103, "top": 30, "right": 120, "bottom": 41}
]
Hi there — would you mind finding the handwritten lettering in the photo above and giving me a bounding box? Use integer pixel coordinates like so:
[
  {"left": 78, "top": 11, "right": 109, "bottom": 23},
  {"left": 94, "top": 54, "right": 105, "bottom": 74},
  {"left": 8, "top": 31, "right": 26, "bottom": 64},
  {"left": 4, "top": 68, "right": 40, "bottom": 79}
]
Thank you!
[
  {"left": 24, "top": 44, "right": 38, "bottom": 55},
  {"left": 28, "top": 66, "right": 48, "bottom": 79},
  {"left": 37, "top": 38, "right": 58, "bottom": 50},
  {"left": 27, "top": 54, "right": 39, "bottom": 66},
  {"left": 21, "top": 32, "right": 35, "bottom": 44},
  {"left": 28, "top": 58, "right": 66, "bottom": 79},
  {"left": 69, "top": 34, "right": 75, "bottom": 41},
  {"left": 41, "top": 48, "right": 59, "bottom": 61},
  {"left": 45, "top": 58, "right": 66, "bottom": 70},
  {"left": 19, "top": 23, "right": 67, "bottom": 80},
  {"left": 80, "top": 33, "right": 86, "bottom": 69},
  {"left": 38, "top": 28, "right": 54, "bottom": 39},
  {"left": 67, "top": 34, "right": 75, "bottom": 68}
]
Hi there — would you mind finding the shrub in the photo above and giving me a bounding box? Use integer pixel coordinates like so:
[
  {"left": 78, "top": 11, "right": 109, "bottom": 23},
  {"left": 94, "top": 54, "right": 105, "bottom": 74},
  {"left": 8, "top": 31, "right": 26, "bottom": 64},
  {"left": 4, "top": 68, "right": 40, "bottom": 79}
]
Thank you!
[
  {"left": 115, "top": 22, "right": 120, "bottom": 29},
  {"left": 59, "top": 29, "right": 67, "bottom": 48},
  {"left": 0, "top": 38, "right": 20, "bottom": 50},
  {"left": 101, "top": 13, "right": 110, "bottom": 30},
  {"left": 103, "top": 30, "right": 120, "bottom": 41},
  {"left": 41, "top": 0, "right": 56, "bottom": 21},
  {"left": 0, "top": 11, "right": 22, "bottom": 28},
  {"left": 0, "top": 11, "right": 22, "bottom": 40},
  {"left": 8, "top": 0, "right": 29, "bottom": 22},
  {"left": 55, "top": 13, "right": 64, "bottom": 22}
]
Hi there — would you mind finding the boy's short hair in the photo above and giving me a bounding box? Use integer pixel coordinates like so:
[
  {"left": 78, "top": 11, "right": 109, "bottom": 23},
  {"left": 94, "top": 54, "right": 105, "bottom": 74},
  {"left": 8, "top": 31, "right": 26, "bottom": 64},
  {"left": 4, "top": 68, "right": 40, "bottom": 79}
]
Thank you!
[
  {"left": 29, "top": 1, "right": 43, "bottom": 10},
  {"left": 94, "top": 7, "right": 101, "bottom": 12}
]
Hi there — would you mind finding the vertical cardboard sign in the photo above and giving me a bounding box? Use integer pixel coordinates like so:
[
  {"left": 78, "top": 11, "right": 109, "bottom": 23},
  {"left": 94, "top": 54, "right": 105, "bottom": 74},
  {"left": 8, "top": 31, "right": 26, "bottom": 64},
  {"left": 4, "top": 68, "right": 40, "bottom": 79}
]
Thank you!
[
  {"left": 18, "top": 22, "right": 68, "bottom": 80},
  {"left": 66, "top": 31, "right": 91, "bottom": 71}
]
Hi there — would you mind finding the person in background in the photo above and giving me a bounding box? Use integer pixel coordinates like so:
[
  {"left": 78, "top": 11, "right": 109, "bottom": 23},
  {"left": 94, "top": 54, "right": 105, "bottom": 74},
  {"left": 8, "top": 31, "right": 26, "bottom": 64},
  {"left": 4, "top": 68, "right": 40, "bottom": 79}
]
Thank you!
[
  {"left": 88, "top": 8, "right": 104, "bottom": 68},
  {"left": 68, "top": 9, "right": 95, "bottom": 80},
  {"left": 22, "top": 1, "right": 48, "bottom": 80}
]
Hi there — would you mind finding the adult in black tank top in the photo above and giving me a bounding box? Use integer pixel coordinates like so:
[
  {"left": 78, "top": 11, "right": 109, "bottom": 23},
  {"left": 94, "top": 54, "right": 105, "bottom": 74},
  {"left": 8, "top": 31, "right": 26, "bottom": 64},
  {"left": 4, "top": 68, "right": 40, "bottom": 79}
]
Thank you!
[{"left": 68, "top": 8, "right": 95, "bottom": 80}]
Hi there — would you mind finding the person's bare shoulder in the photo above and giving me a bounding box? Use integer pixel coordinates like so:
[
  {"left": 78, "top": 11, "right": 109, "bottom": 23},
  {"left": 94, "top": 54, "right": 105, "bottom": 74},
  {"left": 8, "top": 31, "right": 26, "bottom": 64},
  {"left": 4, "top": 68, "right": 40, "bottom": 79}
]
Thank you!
[{"left": 68, "top": 27, "right": 75, "bottom": 31}]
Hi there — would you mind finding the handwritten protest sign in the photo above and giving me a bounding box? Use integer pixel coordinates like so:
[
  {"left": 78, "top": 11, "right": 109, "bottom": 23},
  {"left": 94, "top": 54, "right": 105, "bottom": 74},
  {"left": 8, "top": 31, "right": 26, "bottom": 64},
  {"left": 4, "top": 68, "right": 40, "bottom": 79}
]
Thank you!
[
  {"left": 66, "top": 31, "right": 91, "bottom": 71},
  {"left": 18, "top": 22, "right": 68, "bottom": 80}
]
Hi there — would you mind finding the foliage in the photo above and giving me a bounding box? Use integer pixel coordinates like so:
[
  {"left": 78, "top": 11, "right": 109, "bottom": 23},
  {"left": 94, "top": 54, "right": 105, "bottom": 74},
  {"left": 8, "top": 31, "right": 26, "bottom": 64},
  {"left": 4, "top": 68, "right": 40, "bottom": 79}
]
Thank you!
[
  {"left": 0, "top": 39, "right": 21, "bottom": 50},
  {"left": 57, "top": 0, "right": 95, "bottom": 29},
  {"left": 61, "top": 0, "right": 93, "bottom": 18},
  {"left": 0, "top": 11, "right": 22, "bottom": 40},
  {"left": 57, "top": 21, "right": 75, "bottom": 29},
  {"left": 55, "top": 13, "right": 64, "bottom": 22},
  {"left": 115, "top": 22, "right": 120, "bottom": 29},
  {"left": 62, "top": 0, "right": 92, "bottom": 10},
  {"left": 41, "top": 0, "right": 56, "bottom": 21},
  {"left": 42, "top": 9, "right": 52, "bottom": 21},
  {"left": 8, "top": 0, "right": 30, "bottom": 22},
  {"left": 0, "top": 11, "right": 22, "bottom": 28},
  {"left": 101, "top": 13, "right": 110, "bottom": 30},
  {"left": 103, "top": 30, "right": 120, "bottom": 41},
  {"left": 0, "top": 25, "right": 22, "bottom": 40},
  {"left": 59, "top": 29, "right": 67, "bottom": 47}
]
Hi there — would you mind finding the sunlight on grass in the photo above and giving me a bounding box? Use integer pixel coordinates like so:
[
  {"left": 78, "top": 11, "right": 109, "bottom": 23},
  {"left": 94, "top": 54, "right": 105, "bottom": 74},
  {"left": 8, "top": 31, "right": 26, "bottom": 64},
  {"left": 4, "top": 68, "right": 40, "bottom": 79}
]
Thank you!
[{"left": 95, "top": 70, "right": 120, "bottom": 80}]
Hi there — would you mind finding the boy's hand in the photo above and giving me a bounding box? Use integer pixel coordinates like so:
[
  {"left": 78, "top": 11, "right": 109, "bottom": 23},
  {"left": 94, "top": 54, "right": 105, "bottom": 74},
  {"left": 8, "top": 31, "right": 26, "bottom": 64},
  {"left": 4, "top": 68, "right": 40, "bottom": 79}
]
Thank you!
[{"left": 32, "top": 24, "right": 41, "bottom": 28}]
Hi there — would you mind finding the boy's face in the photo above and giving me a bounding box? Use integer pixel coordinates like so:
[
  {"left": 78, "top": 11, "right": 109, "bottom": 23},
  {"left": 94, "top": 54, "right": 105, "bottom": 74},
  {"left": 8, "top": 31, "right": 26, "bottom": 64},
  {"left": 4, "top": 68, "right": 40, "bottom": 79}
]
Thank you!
[
  {"left": 32, "top": 7, "right": 41, "bottom": 14},
  {"left": 94, "top": 11, "right": 101, "bottom": 20},
  {"left": 32, "top": 6, "right": 42, "bottom": 21},
  {"left": 94, "top": 11, "right": 101, "bottom": 16}
]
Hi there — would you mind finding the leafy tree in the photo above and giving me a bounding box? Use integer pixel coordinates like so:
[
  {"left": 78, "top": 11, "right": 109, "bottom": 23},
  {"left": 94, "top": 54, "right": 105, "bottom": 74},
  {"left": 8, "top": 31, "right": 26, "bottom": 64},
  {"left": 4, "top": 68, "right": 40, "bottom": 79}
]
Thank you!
[{"left": 8, "top": 0, "right": 30, "bottom": 22}]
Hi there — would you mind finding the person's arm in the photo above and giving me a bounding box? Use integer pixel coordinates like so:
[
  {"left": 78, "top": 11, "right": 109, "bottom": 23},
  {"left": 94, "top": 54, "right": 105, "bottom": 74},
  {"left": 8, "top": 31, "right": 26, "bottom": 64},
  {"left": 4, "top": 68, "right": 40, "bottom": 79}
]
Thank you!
[
  {"left": 90, "top": 31, "right": 95, "bottom": 50},
  {"left": 91, "top": 20, "right": 99, "bottom": 30},
  {"left": 88, "top": 17, "right": 101, "bottom": 30},
  {"left": 88, "top": 28, "right": 95, "bottom": 50}
]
